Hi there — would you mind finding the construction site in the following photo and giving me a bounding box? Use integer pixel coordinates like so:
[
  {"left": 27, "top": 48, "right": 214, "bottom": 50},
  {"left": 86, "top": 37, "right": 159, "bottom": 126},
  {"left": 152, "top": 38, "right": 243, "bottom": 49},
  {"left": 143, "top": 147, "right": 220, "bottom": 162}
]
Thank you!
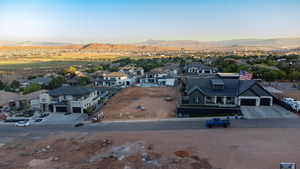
[{"left": 100, "top": 87, "right": 179, "bottom": 121}]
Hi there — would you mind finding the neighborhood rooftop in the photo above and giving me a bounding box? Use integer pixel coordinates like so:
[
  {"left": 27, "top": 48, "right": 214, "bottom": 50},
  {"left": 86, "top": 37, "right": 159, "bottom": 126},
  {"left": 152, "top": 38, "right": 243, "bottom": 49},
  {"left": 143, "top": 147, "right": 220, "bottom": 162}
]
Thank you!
[{"left": 48, "top": 86, "right": 95, "bottom": 97}]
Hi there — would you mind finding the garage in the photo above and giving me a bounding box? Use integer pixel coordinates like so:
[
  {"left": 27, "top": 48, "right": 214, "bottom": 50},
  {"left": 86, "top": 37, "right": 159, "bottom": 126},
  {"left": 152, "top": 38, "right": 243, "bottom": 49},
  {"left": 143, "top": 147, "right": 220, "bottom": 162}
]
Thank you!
[
  {"left": 72, "top": 107, "right": 82, "bottom": 113},
  {"left": 260, "top": 98, "right": 271, "bottom": 106},
  {"left": 55, "top": 106, "right": 67, "bottom": 112},
  {"left": 240, "top": 99, "right": 257, "bottom": 106}
]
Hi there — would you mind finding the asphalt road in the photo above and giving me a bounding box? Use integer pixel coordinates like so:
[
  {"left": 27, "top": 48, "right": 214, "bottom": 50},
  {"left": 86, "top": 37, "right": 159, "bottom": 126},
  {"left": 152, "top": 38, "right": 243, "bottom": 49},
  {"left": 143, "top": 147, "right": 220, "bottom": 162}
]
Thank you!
[{"left": 1, "top": 118, "right": 300, "bottom": 138}]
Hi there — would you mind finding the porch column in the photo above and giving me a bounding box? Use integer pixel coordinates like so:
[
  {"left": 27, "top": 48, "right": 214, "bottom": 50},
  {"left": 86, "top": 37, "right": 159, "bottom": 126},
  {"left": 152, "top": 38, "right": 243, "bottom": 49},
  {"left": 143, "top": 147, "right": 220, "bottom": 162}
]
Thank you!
[
  {"left": 223, "top": 97, "right": 226, "bottom": 105},
  {"left": 213, "top": 96, "right": 217, "bottom": 104},
  {"left": 53, "top": 105, "right": 56, "bottom": 113}
]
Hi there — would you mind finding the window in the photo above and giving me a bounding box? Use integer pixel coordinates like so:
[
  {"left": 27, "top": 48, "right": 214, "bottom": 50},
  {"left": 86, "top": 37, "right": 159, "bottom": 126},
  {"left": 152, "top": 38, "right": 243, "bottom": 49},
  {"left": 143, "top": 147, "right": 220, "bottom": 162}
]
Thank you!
[
  {"left": 216, "top": 97, "right": 224, "bottom": 104},
  {"left": 205, "top": 96, "right": 215, "bottom": 104},
  {"left": 226, "top": 97, "right": 235, "bottom": 104},
  {"left": 194, "top": 96, "right": 200, "bottom": 104}
]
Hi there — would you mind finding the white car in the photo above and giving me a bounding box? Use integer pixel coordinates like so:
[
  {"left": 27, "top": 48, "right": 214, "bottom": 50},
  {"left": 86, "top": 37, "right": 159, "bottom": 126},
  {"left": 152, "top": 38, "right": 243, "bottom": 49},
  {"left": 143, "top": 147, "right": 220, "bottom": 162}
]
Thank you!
[
  {"left": 15, "top": 121, "right": 30, "bottom": 127},
  {"left": 283, "top": 98, "right": 295, "bottom": 104},
  {"left": 291, "top": 101, "right": 300, "bottom": 111}
]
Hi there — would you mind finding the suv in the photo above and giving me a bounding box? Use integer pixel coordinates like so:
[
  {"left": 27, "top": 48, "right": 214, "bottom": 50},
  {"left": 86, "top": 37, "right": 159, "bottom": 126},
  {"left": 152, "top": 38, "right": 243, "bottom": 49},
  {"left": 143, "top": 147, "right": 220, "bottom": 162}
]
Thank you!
[{"left": 206, "top": 118, "right": 231, "bottom": 128}]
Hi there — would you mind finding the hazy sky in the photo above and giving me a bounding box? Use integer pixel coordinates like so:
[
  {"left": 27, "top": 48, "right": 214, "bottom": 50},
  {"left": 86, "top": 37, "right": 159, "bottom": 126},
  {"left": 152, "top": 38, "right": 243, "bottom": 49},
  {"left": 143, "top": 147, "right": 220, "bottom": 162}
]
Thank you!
[{"left": 0, "top": 0, "right": 300, "bottom": 43}]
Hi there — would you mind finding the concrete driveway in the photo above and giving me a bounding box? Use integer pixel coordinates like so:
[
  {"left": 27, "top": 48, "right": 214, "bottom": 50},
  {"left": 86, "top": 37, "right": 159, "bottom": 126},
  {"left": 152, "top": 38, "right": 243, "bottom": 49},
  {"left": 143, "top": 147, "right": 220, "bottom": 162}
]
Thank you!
[
  {"left": 241, "top": 105, "right": 298, "bottom": 119},
  {"left": 40, "top": 113, "right": 88, "bottom": 124}
]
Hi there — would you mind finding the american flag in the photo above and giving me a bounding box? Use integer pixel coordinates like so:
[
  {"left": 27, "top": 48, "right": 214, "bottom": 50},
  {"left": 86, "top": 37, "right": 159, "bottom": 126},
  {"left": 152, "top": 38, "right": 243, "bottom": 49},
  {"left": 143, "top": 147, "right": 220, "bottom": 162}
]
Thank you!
[{"left": 239, "top": 70, "right": 253, "bottom": 80}]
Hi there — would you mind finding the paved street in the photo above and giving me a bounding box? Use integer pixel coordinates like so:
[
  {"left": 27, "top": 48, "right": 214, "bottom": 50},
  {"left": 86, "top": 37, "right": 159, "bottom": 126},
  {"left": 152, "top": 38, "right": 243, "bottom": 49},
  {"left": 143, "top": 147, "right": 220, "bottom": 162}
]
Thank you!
[{"left": 2, "top": 118, "right": 300, "bottom": 138}]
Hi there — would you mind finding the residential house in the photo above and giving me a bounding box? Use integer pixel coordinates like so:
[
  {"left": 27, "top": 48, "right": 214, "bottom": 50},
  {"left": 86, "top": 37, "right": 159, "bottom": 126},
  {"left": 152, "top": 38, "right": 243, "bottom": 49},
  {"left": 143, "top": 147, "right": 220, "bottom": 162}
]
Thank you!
[
  {"left": 39, "top": 86, "right": 100, "bottom": 113},
  {"left": 178, "top": 78, "right": 273, "bottom": 116},
  {"left": 120, "top": 65, "right": 144, "bottom": 76},
  {"left": 94, "top": 72, "right": 130, "bottom": 88},
  {"left": 138, "top": 64, "right": 178, "bottom": 87},
  {"left": 182, "top": 78, "right": 273, "bottom": 106},
  {"left": 184, "top": 62, "right": 217, "bottom": 74},
  {"left": 21, "top": 77, "right": 53, "bottom": 88}
]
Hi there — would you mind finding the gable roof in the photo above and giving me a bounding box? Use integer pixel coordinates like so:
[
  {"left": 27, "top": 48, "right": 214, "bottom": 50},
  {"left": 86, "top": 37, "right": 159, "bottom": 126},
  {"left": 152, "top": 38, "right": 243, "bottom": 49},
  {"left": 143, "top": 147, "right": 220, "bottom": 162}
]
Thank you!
[
  {"left": 186, "top": 78, "right": 257, "bottom": 97},
  {"left": 49, "top": 86, "right": 95, "bottom": 97}
]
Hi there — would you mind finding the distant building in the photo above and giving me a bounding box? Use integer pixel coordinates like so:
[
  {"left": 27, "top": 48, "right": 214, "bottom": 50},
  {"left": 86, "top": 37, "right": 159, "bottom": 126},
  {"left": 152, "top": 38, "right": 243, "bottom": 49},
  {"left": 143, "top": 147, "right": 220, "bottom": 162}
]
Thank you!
[
  {"left": 138, "top": 66, "right": 177, "bottom": 87},
  {"left": 184, "top": 62, "right": 217, "bottom": 74},
  {"left": 94, "top": 72, "right": 130, "bottom": 88},
  {"left": 120, "top": 65, "right": 144, "bottom": 76}
]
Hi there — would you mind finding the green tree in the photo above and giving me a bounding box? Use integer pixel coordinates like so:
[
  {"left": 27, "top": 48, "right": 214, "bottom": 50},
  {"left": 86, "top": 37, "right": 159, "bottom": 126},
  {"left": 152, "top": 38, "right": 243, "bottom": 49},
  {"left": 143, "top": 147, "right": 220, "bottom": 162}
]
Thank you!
[
  {"left": 0, "top": 80, "right": 6, "bottom": 90},
  {"left": 79, "top": 77, "right": 90, "bottom": 86},
  {"left": 22, "top": 84, "right": 42, "bottom": 94},
  {"left": 47, "top": 76, "right": 65, "bottom": 89},
  {"left": 10, "top": 80, "right": 20, "bottom": 89},
  {"left": 288, "top": 71, "right": 300, "bottom": 81}
]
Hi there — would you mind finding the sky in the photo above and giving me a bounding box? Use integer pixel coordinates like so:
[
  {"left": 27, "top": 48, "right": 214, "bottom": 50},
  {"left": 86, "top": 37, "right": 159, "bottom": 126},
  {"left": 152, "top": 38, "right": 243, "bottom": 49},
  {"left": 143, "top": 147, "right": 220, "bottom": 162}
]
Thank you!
[{"left": 0, "top": 0, "right": 300, "bottom": 43}]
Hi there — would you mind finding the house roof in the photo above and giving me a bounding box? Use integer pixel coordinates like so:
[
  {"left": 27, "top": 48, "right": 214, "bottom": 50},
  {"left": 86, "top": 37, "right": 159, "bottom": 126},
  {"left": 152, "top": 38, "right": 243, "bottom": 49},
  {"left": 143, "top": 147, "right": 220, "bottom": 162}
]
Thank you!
[
  {"left": 49, "top": 86, "right": 95, "bottom": 97},
  {"left": 29, "top": 77, "right": 52, "bottom": 85},
  {"left": 186, "top": 78, "right": 257, "bottom": 97},
  {"left": 104, "top": 72, "right": 127, "bottom": 77}
]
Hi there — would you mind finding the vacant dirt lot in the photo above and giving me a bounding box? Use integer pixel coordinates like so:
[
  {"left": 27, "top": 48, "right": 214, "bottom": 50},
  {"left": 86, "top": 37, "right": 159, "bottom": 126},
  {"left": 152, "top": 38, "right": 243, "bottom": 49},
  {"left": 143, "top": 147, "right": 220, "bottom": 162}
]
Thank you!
[
  {"left": 1, "top": 128, "right": 300, "bottom": 169},
  {"left": 101, "top": 87, "right": 179, "bottom": 121}
]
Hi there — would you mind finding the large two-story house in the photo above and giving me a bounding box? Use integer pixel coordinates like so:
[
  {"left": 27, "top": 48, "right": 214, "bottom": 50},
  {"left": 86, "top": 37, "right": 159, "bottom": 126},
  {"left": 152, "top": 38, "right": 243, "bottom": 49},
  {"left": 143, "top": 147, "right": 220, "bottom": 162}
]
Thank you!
[
  {"left": 94, "top": 72, "right": 130, "bottom": 88},
  {"left": 39, "top": 86, "right": 100, "bottom": 113},
  {"left": 138, "top": 64, "right": 178, "bottom": 87},
  {"left": 178, "top": 78, "right": 273, "bottom": 116}
]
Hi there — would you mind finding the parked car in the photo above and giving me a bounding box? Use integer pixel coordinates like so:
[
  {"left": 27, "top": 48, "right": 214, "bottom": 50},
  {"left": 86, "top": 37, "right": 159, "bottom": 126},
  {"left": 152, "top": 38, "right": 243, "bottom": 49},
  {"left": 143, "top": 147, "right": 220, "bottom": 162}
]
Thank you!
[
  {"left": 15, "top": 121, "right": 30, "bottom": 127},
  {"left": 206, "top": 118, "right": 230, "bottom": 128},
  {"left": 74, "top": 123, "right": 84, "bottom": 127},
  {"left": 34, "top": 118, "right": 43, "bottom": 123},
  {"left": 39, "top": 113, "right": 49, "bottom": 118},
  {"left": 291, "top": 101, "right": 300, "bottom": 112},
  {"left": 283, "top": 98, "right": 296, "bottom": 105}
]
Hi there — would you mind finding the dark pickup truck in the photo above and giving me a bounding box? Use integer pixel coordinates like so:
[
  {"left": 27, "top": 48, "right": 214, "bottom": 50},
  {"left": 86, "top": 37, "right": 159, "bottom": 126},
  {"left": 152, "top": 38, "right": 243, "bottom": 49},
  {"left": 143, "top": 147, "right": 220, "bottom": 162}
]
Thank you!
[{"left": 206, "top": 118, "right": 231, "bottom": 128}]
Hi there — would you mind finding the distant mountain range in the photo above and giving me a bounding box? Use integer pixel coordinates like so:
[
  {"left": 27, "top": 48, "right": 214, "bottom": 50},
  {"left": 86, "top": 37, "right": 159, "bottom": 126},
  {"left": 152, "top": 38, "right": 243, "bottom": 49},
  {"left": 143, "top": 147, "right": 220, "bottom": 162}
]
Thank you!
[
  {"left": 136, "top": 38, "right": 300, "bottom": 50},
  {"left": 0, "top": 41, "right": 72, "bottom": 46},
  {"left": 1, "top": 37, "right": 300, "bottom": 50}
]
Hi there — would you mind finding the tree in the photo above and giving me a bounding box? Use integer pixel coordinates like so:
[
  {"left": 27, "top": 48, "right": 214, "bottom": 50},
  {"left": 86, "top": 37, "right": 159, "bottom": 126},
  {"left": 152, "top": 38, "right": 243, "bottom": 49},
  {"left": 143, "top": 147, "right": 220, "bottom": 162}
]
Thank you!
[
  {"left": 22, "top": 84, "right": 41, "bottom": 94},
  {"left": 288, "top": 71, "right": 300, "bottom": 81},
  {"left": 64, "top": 66, "right": 77, "bottom": 75},
  {"left": 10, "top": 80, "right": 20, "bottom": 89},
  {"left": 0, "top": 80, "right": 6, "bottom": 90},
  {"left": 79, "top": 77, "right": 90, "bottom": 86},
  {"left": 47, "top": 76, "right": 65, "bottom": 89}
]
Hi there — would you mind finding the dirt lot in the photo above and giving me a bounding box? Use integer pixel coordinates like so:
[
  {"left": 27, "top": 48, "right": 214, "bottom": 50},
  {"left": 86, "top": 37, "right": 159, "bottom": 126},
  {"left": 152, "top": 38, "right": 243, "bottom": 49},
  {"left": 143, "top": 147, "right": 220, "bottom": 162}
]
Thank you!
[
  {"left": 101, "top": 87, "right": 179, "bottom": 121},
  {"left": 1, "top": 128, "right": 300, "bottom": 169}
]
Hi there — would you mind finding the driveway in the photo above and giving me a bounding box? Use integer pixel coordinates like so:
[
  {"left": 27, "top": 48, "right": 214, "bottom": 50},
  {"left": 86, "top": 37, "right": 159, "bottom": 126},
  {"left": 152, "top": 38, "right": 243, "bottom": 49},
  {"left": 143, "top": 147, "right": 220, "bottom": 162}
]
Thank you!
[
  {"left": 241, "top": 105, "right": 298, "bottom": 119},
  {"left": 39, "top": 113, "right": 87, "bottom": 124}
]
